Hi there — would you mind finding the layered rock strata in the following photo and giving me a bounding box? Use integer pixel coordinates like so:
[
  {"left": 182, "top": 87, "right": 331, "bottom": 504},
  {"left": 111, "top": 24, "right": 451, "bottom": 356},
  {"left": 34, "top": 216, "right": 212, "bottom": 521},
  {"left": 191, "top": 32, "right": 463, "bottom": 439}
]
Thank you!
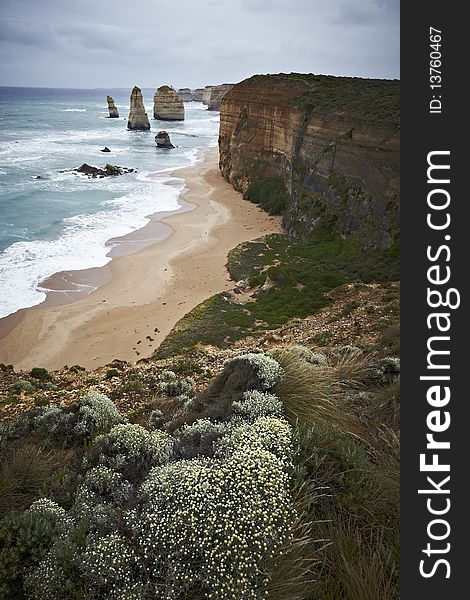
[
  {"left": 193, "top": 88, "right": 204, "bottom": 102},
  {"left": 207, "top": 84, "right": 234, "bottom": 110},
  {"left": 177, "top": 88, "right": 193, "bottom": 102},
  {"left": 107, "top": 96, "right": 119, "bottom": 118},
  {"left": 202, "top": 86, "right": 213, "bottom": 106},
  {"left": 127, "top": 86, "right": 150, "bottom": 130},
  {"left": 219, "top": 74, "right": 400, "bottom": 248},
  {"left": 155, "top": 131, "right": 175, "bottom": 148},
  {"left": 153, "top": 86, "right": 185, "bottom": 121}
]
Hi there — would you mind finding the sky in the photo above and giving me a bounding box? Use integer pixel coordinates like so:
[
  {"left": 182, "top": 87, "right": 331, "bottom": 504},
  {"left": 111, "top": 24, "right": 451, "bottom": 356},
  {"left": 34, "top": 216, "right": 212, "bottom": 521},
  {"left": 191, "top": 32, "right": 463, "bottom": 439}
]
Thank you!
[{"left": 0, "top": 0, "right": 399, "bottom": 89}]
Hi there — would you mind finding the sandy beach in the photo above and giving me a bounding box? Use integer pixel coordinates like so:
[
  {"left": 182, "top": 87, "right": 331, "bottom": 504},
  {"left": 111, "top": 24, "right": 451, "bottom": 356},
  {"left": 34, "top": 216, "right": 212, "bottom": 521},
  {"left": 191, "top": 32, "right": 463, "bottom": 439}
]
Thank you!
[{"left": 0, "top": 148, "right": 282, "bottom": 371}]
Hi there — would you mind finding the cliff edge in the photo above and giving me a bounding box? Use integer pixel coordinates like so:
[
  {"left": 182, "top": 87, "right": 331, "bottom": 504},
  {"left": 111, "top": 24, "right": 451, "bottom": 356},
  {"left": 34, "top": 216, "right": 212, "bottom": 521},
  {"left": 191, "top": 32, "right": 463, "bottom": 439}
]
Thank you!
[{"left": 219, "top": 74, "right": 400, "bottom": 248}]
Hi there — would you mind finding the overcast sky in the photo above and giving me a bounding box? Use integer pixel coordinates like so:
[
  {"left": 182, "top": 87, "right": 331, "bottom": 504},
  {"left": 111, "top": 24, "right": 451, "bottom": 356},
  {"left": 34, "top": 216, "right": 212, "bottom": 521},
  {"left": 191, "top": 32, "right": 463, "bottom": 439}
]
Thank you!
[{"left": 0, "top": 0, "right": 399, "bottom": 89}]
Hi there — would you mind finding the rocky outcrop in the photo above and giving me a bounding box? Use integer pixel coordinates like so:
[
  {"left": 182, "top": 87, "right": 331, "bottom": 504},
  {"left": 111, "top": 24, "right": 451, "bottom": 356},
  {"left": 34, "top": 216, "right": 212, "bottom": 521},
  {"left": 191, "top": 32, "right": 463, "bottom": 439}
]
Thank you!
[
  {"left": 177, "top": 88, "right": 194, "bottom": 102},
  {"left": 127, "top": 86, "right": 150, "bottom": 131},
  {"left": 202, "top": 86, "right": 213, "bottom": 106},
  {"left": 193, "top": 88, "right": 204, "bottom": 102},
  {"left": 155, "top": 131, "right": 175, "bottom": 148},
  {"left": 153, "top": 86, "right": 185, "bottom": 121},
  {"left": 64, "top": 163, "right": 135, "bottom": 178},
  {"left": 207, "top": 84, "right": 234, "bottom": 110},
  {"left": 219, "top": 74, "right": 400, "bottom": 248},
  {"left": 101, "top": 147, "right": 111, "bottom": 153},
  {"left": 106, "top": 96, "right": 119, "bottom": 118}
]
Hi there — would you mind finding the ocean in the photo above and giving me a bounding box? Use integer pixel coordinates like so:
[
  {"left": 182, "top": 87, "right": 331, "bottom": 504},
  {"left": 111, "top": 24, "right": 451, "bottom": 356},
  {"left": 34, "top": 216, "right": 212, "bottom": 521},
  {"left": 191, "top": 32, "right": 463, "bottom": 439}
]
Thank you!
[{"left": 0, "top": 87, "right": 219, "bottom": 319}]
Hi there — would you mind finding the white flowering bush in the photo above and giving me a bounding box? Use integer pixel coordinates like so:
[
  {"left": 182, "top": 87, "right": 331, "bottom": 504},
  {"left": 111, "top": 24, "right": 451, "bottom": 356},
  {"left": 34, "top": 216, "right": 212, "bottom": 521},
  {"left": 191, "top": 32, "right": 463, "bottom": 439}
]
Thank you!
[
  {"left": 83, "top": 423, "right": 173, "bottom": 484},
  {"left": 232, "top": 390, "right": 283, "bottom": 421},
  {"left": 235, "top": 353, "right": 283, "bottom": 389},
  {"left": 0, "top": 392, "right": 124, "bottom": 447},
  {"left": 215, "top": 417, "right": 293, "bottom": 465},
  {"left": 78, "top": 533, "right": 146, "bottom": 600},
  {"left": 138, "top": 446, "right": 292, "bottom": 599},
  {"left": 13, "top": 353, "right": 296, "bottom": 600},
  {"left": 74, "top": 391, "right": 124, "bottom": 437},
  {"left": 172, "top": 418, "right": 231, "bottom": 459}
]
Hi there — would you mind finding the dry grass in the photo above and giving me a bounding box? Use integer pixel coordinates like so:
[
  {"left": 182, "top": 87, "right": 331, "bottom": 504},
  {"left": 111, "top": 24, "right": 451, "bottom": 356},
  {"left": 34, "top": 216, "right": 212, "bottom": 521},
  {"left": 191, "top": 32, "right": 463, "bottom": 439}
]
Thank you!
[
  {"left": 0, "top": 442, "right": 71, "bottom": 519},
  {"left": 270, "top": 346, "right": 368, "bottom": 434}
]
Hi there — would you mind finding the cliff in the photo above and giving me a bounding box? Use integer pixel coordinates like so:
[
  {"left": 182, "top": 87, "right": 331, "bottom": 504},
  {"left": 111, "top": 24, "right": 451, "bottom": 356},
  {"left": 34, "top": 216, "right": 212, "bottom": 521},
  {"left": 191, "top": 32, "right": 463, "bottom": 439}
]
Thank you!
[
  {"left": 154, "top": 86, "right": 185, "bottom": 121},
  {"left": 207, "top": 84, "right": 234, "bottom": 110},
  {"left": 127, "top": 86, "right": 150, "bottom": 131},
  {"left": 106, "top": 95, "right": 119, "bottom": 118},
  {"left": 219, "top": 74, "right": 400, "bottom": 248}
]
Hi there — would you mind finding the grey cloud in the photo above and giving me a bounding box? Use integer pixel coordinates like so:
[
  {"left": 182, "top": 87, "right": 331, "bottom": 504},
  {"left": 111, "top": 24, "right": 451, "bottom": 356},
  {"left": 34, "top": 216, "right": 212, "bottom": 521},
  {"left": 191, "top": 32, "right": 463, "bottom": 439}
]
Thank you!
[{"left": 0, "top": 0, "right": 399, "bottom": 88}]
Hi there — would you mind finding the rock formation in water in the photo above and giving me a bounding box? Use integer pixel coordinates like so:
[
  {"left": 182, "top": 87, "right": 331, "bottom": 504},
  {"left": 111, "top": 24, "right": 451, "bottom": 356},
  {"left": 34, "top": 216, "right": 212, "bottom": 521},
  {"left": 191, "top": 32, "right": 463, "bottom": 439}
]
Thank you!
[
  {"left": 193, "top": 88, "right": 204, "bottom": 102},
  {"left": 155, "top": 131, "right": 175, "bottom": 148},
  {"left": 127, "top": 86, "right": 150, "bottom": 131},
  {"left": 219, "top": 74, "right": 400, "bottom": 248},
  {"left": 107, "top": 96, "right": 119, "bottom": 118},
  {"left": 65, "top": 163, "right": 135, "bottom": 178},
  {"left": 177, "top": 88, "right": 193, "bottom": 102},
  {"left": 153, "top": 86, "right": 185, "bottom": 121},
  {"left": 207, "top": 84, "right": 234, "bottom": 110},
  {"left": 101, "top": 147, "right": 111, "bottom": 153}
]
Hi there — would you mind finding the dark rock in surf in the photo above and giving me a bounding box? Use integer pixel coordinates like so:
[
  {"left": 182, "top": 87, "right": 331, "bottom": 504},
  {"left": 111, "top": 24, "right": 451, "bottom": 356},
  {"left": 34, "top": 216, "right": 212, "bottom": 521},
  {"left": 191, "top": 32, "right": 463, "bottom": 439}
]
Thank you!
[{"left": 155, "top": 131, "right": 175, "bottom": 148}]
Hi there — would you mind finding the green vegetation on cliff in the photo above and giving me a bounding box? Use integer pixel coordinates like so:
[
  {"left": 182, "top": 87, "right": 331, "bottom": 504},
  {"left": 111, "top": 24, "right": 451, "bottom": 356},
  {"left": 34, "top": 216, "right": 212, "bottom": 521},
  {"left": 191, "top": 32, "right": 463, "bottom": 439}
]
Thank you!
[
  {"left": 251, "top": 73, "right": 400, "bottom": 121},
  {"left": 155, "top": 231, "right": 399, "bottom": 359},
  {"left": 243, "top": 177, "right": 289, "bottom": 215}
]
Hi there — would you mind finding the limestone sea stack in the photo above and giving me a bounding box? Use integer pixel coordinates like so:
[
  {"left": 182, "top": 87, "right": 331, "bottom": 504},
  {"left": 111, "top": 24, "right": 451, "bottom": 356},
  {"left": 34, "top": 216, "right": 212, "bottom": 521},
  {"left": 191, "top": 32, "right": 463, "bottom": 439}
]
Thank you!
[
  {"left": 177, "top": 88, "right": 193, "bottom": 102},
  {"left": 106, "top": 95, "right": 119, "bottom": 118},
  {"left": 127, "top": 86, "right": 150, "bottom": 131},
  {"left": 153, "top": 86, "right": 185, "bottom": 121},
  {"left": 193, "top": 88, "right": 204, "bottom": 102},
  {"left": 155, "top": 131, "right": 175, "bottom": 148}
]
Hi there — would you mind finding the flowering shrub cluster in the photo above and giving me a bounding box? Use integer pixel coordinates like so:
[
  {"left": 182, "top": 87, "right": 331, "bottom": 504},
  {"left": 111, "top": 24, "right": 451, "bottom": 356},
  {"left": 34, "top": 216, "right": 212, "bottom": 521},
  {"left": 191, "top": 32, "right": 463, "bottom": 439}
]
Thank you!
[
  {"left": 83, "top": 423, "right": 174, "bottom": 484},
  {"left": 232, "top": 390, "right": 283, "bottom": 421},
  {"left": 235, "top": 353, "right": 283, "bottom": 389},
  {"left": 7, "top": 352, "right": 294, "bottom": 599},
  {"left": 0, "top": 392, "right": 124, "bottom": 446}
]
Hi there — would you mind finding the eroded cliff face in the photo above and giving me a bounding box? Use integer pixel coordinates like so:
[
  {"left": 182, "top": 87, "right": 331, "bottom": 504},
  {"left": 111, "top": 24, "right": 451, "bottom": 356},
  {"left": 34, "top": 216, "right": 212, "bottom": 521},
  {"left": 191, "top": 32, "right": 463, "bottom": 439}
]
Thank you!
[{"left": 219, "top": 74, "right": 400, "bottom": 248}]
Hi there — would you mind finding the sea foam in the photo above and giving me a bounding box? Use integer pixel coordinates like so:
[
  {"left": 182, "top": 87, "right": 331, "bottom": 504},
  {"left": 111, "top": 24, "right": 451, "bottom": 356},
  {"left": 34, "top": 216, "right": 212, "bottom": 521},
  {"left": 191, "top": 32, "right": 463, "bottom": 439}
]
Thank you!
[{"left": 0, "top": 176, "right": 184, "bottom": 318}]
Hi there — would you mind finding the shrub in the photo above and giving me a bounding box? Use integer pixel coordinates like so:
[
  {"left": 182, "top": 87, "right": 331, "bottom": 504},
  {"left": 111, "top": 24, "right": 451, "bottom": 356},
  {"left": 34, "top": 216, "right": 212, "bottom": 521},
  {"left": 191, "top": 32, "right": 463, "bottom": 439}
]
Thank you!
[
  {"left": 30, "top": 368, "right": 52, "bottom": 382},
  {"left": 370, "top": 357, "right": 400, "bottom": 384},
  {"left": 1, "top": 392, "right": 124, "bottom": 447},
  {"left": 83, "top": 424, "right": 173, "bottom": 485},
  {"left": 105, "top": 368, "right": 119, "bottom": 379},
  {"left": 138, "top": 446, "right": 292, "bottom": 599},
  {"left": 158, "top": 372, "right": 195, "bottom": 398},
  {"left": 0, "top": 499, "right": 70, "bottom": 599},
  {"left": 148, "top": 409, "right": 164, "bottom": 431},
  {"left": 215, "top": 417, "right": 293, "bottom": 465},
  {"left": 232, "top": 390, "right": 283, "bottom": 421},
  {"left": 9, "top": 379, "right": 36, "bottom": 395},
  {"left": 172, "top": 418, "right": 230, "bottom": 460},
  {"left": 243, "top": 177, "right": 289, "bottom": 215}
]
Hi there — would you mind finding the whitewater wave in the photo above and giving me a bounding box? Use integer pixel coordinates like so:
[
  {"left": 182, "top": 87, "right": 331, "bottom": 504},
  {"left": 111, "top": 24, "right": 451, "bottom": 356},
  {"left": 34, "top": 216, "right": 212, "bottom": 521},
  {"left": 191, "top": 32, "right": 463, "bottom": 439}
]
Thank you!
[
  {"left": 61, "top": 108, "right": 87, "bottom": 112},
  {"left": 0, "top": 175, "right": 184, "bottom": 318}
]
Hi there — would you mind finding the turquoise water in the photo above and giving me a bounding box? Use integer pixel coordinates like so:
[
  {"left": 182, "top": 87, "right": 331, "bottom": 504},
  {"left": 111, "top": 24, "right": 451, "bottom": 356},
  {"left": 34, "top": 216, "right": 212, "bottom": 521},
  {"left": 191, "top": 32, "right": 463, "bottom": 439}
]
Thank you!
[{"left": 0, "top": 87, "right": 219, "bottom": 318}]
